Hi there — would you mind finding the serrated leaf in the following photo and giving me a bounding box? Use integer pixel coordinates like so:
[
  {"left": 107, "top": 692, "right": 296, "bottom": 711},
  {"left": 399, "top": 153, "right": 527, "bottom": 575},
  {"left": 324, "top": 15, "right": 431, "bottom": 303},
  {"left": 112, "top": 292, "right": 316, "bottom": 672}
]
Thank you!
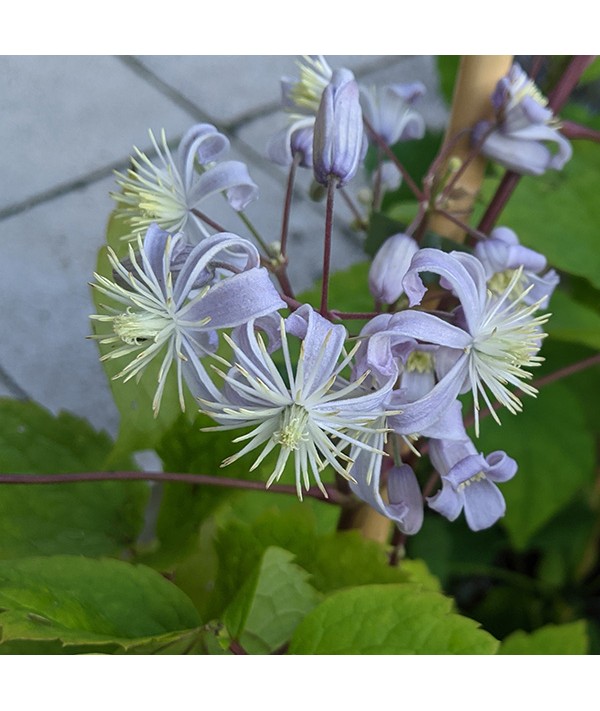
[
  {"left": 0, "top": 556, "right": 202, "bottom": 653},
  {"left": 289, "top": 584, "right": 498, "bottom": 654},
  {"left": 545, "top": 289, "right": 600, "bottom": 350},
  {"left": 210, "top": 508, "right": 441, "bottom": 622},
  {"left": 499, "top": 621, "right": 588, "bottom": 655},
  {"left": 475, "top": 382, "right": 595, "bottom": 550},
  {"left": 0, "top": 399, "right": 147, "bottom": 559},
  {"left": 224, "top": 547, "right": 321, "bottom": 654}
]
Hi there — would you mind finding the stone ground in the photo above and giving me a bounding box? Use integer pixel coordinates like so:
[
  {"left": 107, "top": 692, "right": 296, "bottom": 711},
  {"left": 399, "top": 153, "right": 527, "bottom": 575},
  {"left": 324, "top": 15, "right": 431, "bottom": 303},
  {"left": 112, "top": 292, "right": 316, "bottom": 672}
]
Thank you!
[{"left": 0, "top": 55, "right": 448, "bottom": 437}]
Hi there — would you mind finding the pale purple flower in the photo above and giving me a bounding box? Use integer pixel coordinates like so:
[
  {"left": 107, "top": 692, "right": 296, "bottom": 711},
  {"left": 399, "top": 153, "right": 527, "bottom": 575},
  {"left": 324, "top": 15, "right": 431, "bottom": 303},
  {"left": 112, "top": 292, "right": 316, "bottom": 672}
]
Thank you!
[
  {"left": 472, "top": 63, "right": 572, "bottom": 176},
  {"left": 200, "top": 305, "right": 396, "bottom": 499},
  {"left": 91, "top": 224, "right": 285, "bottom": 415},
  {"left": 368, "top": 233, "right": 420, "bottom": 305},
  {"left": 267, "top": 116, "right": 314, "bottom": 168},
  {"left": 475, "top": 226, "right": 559, "bottom": 308},
  {"left": 376, "top": 249, "right": 550, "bottom": 436},
  {"left": 112, "top": 124, "right": 259, "bottom": 242},
  {"left": 428, "top": 434, "right": 517, "bottom": 531},
  {"left": 313, "top": 69, "right": 365, "bottom": 187},
  {"left": 360, "top": 82, "right": 426, "bottom": 146}
]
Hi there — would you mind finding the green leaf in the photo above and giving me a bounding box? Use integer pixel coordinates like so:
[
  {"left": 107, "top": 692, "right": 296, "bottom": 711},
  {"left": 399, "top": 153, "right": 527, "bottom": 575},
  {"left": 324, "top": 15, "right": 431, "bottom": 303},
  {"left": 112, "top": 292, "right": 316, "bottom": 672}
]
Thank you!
[
  {"left": 209, "top": 508, "right": 441, "bottom": 620},
  {"left": 297, "top": 261, "right": 373, "bottom": 321},
  {"left": 475, "top": 381, "right": 595, "bottom": 550},
  {"left": 0, "top": 556, "right": 202, "bottom": 653},
  {"left": 482, "top": 142, "right": 600, "bottom": 289},
  {"left": 545, "top": 289, "right": 600, "bottom": 350},
  {"left": 499, "top": 621, "right": 589, "bottom": 655},
  {"left": 0, "top": 399, "right": 147, "bottom": 559},
  {"left": 436, "top": 56, "right": 461, "bottom": 105},
  {"left": 224, "top": 547, "right": 321, "bottom": 654},
  {"left": 289, "top": 584, "right": 498, "bottom": 654}
]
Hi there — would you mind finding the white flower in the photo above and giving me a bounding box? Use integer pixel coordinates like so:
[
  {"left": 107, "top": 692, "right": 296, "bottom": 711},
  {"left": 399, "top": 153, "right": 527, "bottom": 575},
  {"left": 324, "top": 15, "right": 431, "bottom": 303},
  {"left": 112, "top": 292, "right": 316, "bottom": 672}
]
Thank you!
[
  {"left": 112, "top": 124, "right": 258, "bottom": 242},
  {"left": 200, "top": 306, "right": 395, "bottom": 499},
  {"left": 90, "top": 225, "right": 285, "bottom": 415}
]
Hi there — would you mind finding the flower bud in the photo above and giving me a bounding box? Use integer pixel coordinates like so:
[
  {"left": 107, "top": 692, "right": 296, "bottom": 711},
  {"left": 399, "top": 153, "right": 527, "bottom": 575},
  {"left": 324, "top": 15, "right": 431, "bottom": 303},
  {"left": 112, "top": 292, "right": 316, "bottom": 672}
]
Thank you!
[
  {"left": 368, "top": 233, "right": 419, "bottom": 304},
  {"left": 313, "top": 69, "right": 364, "bottom": 187}
]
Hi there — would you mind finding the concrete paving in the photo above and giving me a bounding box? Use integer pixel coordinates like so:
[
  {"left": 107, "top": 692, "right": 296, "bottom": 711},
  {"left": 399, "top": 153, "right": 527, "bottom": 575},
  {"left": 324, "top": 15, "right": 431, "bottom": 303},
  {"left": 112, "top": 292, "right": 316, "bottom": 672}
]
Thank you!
[{"left": 0, "top": 55, "right": 448, "bottom": 438}]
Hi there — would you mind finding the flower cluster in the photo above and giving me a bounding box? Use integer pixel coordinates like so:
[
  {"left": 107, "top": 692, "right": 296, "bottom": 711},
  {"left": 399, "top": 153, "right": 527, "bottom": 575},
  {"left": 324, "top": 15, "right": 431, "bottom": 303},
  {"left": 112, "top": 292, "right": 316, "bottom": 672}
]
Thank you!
[{"left": 92, "top": 58, "right": 563, "bottom": 536}]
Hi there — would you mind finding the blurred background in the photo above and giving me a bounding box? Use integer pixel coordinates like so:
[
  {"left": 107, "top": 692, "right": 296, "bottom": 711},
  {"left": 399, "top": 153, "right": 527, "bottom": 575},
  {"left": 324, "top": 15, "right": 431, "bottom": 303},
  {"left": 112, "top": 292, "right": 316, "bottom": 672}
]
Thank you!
[{"left": 0, "top": 55, "right": 449, "bottom": 436}]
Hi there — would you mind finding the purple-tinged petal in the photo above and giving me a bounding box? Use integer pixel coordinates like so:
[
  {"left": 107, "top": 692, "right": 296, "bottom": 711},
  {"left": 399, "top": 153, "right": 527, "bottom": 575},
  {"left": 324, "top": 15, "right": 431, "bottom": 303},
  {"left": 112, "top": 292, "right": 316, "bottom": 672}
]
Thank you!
[
  {"left": 479, "top": 131, "right": 556, "bottom": 176},
  {"left": 177, "top": 123, "right": 230, "bottom": 188},
  {"left": 388, "top": 81, "right": 426, "bottom": 105},
  {"left": 182, "top": 268, "right": 284, "bottom": 329},
  {"left": 369, "top": 233, "right": 419, "bottom": 304},
  {"left": 427, "top": 482, "right": 463, "bottom": 522},
  {"left": 387, "top": 465, "right": 424, "bottom": 534},
  {"left": 484, "top": 450, "right": 517, "bottom": 483},
  {"left": 186, "top": 160, "right": 259, "bottom": 212},
  {"left": 387, "top": 310, "right": 472, "bottom": 350},
  {"left": 525, "top": 269, "right": 559, "bottom": 307},
  {"left": 463, "top": 478, "right": 506, "bottom": 531},
  {"left": 389, "top": 353, "right": 469, "bottom": 435},
  {"left": 286, "top": 305, "right": 347, "bottom": 397},
  {"left": 267, "top": 117, "right": 315, "bottom": 168},
  {"left": 313, "top": 69, "right": 364, "bottom": 187},
  {"left": 402, "top": 249, "right": 486, "bottom": 333},
  {"left": 418, "top": 400, "right": 467, "bottom": 441}
]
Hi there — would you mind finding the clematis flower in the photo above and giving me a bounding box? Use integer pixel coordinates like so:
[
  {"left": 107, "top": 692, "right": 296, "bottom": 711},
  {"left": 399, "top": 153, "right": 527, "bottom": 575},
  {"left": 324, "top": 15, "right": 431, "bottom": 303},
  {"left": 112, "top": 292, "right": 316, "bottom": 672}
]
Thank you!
[
  {"left": 267, "top": 116, "right": 315, "bottom": 168},
  {"left": 368, "top": 233, "right": 420, "bottom": 305},
  {"left": 200, "top": 305, "right": 396, "bottom": 500},
  {"left": 475, "top": 226, "right": 559, "bottom": 308},
  {"left": 90, "top": 224, "right": 285, "bottom": 415},
  {"left": 360, "top": 82, "right": 426, "bottom": 146},
  {"left": 313, "top": 69, "right": 365, "bottom": 187},
  {"left": 376, "top": 249, "right": 550, "bottom": 436},
  {"left": 112, "top": 124, "right": 259, "bottom": 242},
  {"left": 281, "top": 55, "right": 333, "bottom": 116},
  {"left": 472, "top": 63, "right": 572, "bottom": 176},
  {"left": 428, "top": 434, "right": 517, "bottom": 531}
]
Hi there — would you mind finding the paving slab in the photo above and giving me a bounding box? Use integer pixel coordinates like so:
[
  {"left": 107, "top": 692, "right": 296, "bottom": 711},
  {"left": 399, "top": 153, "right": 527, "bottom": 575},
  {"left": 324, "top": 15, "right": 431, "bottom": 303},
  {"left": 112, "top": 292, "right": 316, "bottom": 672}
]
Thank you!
[
  {"left": 0, "top": 56, "right": 194, "bottom": 212},
  {"left": 134, "top": 55, "right": 402, "bottom": 126},
  {"left": 0, "top": 177, "right": 120, "bottom": 435}
]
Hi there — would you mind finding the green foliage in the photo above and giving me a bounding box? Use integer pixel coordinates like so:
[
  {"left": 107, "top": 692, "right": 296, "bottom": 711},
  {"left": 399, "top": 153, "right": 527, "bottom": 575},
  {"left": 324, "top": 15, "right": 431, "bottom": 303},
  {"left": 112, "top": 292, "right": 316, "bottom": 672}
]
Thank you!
[
  {"left": 208, "top": 507, "right": 440, "bottom": 620},
  {"left": 436, "top": 56, "right": 461, "bottom": 105},
  {"left": 297, "top": 261, "right": 373, "bottom": 320},
  {"left": 289, "top": 584, "right": 499, "bottom": 654},
  {"left": 499, "top": 621, "right": 589, "bottom": 654},
  {"left": 223, "top": 547, "right": 321, "bottom": 654},
  {"left": 0, "top": 399, "right": 147, "bottom": 559},
  {"left": 476, "top": 382, "right": 595, "bottom": 550},
  {"left": 0, "top": 556, "right": 202, "bottom": 653},
  {"left": 545, "top": 289, "right": 600, "bottom": 350},
  {"left": 482, "top": 142, "right": 600, "bottom": 289}
]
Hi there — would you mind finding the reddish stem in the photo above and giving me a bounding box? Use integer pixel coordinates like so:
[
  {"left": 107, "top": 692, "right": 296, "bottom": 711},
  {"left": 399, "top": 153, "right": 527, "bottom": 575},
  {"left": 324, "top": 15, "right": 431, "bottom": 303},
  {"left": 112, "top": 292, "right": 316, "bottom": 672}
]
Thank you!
[{"left": 320, "top": 177, "right": 337, "bottom": 317}]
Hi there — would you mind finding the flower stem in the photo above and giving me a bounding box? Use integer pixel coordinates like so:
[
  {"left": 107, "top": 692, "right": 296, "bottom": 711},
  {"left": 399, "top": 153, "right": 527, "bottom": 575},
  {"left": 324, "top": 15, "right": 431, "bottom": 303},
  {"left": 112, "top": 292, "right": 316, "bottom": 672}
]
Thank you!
[
  {"left": 237, "top": 210, "right": 272, "bottom": 256},
  {"left": 320, "top": 177, "right": 337, "bottom": 317},
  {"left": 280, "top": 153, "right": 301, "bottom": 258},
  {"left": 191, "top": 208, "right": 228, "bottom": 233},
  {"left": 0, "top": 469, "right": 347, "bottom": 504},
  {"left": 363, "top": 116, "right": 423, "bottom": 200}
]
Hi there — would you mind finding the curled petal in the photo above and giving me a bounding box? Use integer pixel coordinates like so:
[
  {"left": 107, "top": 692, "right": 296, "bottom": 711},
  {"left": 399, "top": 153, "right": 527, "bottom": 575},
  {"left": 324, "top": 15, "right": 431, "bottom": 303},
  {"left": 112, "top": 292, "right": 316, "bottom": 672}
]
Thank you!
[
  {"left": 177, "top": 124, "right": 231, "bottom": 187},
  {"left": 187, "top": 161, "right": 259, "bottom": 212}
]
